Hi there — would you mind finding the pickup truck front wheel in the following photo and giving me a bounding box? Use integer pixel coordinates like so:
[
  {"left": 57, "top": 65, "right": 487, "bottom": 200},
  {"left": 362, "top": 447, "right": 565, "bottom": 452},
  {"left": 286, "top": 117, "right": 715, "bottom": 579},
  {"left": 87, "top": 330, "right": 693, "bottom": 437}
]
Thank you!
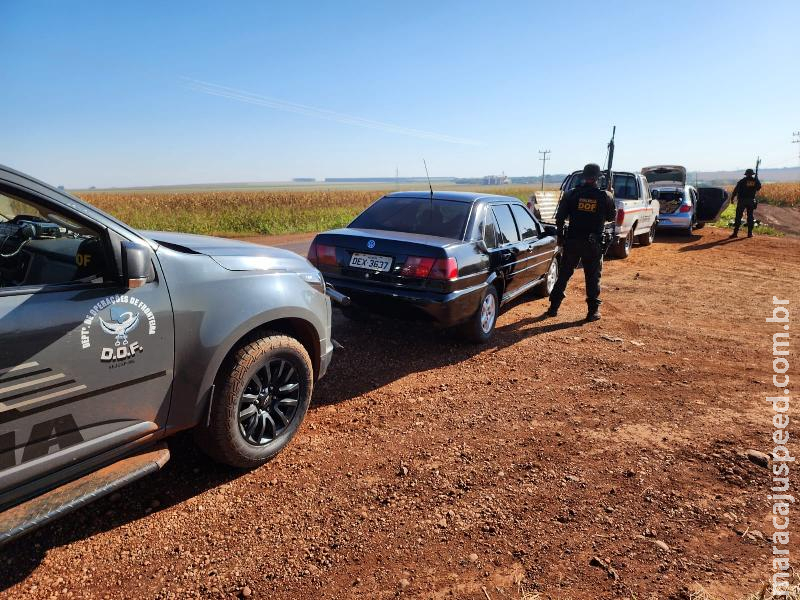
[{"left": 196, "top": 333, "right": 313, "bottom": 469}]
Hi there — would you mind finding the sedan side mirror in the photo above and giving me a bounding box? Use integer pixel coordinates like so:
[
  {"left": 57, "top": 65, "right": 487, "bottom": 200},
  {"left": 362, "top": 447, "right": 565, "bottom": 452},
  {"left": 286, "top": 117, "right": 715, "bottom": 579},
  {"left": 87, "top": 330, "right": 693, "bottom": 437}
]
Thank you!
[
  {"left": 542, "top": 224, "right": 558, "bottom": 238},
  {"left": 121, "top": 241, "right": 153, "bottom": 289}
]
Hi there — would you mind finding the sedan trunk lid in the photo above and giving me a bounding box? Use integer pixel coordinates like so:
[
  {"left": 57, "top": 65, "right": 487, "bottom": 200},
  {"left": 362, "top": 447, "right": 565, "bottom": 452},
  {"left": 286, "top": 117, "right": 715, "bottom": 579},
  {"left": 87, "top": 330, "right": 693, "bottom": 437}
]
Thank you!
[{"left": 642, "top": 165, "right": 687, "bottom": 187}]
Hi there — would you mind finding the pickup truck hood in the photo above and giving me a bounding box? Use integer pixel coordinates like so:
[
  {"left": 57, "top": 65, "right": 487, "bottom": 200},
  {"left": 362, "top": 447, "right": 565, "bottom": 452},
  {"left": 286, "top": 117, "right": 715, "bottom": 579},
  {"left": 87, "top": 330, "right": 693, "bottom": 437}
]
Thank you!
[
  {"left": 142, "top": 230, "right": 313, "bottom": 272},
  {"left": 642, "top": 165, "right": 686, "bottom": 186}
]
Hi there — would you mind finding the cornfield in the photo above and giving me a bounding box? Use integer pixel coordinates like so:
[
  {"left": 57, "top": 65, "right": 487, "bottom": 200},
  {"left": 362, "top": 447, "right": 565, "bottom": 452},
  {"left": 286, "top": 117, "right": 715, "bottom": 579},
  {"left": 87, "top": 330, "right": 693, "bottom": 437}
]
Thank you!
[
  {"left": 76, "top": 185, "right": 543, "bottom": 236},
  {"left": 754, "top": 182, "right": 800, "bottom": 207}
]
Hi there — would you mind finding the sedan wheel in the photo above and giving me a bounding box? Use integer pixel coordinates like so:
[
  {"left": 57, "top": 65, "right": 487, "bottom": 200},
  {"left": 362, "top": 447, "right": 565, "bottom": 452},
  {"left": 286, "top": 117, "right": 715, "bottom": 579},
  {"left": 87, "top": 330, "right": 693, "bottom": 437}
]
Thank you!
[
  {"left": 462, "top": 286, "right": 499, "bottom": 343},
  {"left": 480, "top": 293, "right": 496, "bottom": 334},
  {"left": 535, "top": 257, "right": 559, "bottom": 298}
]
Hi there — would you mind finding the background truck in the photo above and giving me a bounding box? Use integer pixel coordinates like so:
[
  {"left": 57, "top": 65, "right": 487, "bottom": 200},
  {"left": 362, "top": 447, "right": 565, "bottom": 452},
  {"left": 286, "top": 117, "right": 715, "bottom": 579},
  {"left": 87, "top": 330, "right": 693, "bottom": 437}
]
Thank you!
[
  {"left": 529, "top": 170, "right": 660, "bottom": 259},
  {"left": 0, "top": 165, "right": 335, "bottom": 544}
]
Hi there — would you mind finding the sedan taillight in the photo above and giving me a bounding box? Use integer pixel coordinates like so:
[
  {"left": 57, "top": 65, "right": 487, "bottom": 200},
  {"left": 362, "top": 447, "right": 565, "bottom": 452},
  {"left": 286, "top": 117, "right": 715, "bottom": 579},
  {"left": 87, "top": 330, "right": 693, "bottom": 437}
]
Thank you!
[
  {"left": 308, "top": 242, "right": 337, "bottom": 266},
  {"left": 429, "top": 257, "right": 458, "bottom": 280},
  {"left": 401, "top": 256, "right": 458, "bottom": 280},
  {"left": 401, "top": 256, "right": 435, "bottom": 278},
  {"left": 678, "top": 204, "right": 692, "bottom": 213}
]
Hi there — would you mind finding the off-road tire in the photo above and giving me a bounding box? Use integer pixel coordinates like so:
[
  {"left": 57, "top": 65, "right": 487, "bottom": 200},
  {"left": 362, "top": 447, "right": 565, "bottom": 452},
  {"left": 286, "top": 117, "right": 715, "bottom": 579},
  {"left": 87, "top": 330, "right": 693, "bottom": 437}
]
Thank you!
[
  {"left": 195, "top": 333, "right": 313, "bottom": 469},
  {"left": 461, "top": 285, "right": 499, "bottom": 343},
  {"left": 637, "top": 223, "right": 656, "bottom": 246}
]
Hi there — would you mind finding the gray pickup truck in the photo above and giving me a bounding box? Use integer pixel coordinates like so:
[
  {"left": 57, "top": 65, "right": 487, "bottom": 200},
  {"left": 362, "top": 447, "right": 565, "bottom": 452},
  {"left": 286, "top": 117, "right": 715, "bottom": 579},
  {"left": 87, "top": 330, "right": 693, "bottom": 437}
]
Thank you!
[{"left": 0, "top": 165, "right": 336, "bottom": 544}]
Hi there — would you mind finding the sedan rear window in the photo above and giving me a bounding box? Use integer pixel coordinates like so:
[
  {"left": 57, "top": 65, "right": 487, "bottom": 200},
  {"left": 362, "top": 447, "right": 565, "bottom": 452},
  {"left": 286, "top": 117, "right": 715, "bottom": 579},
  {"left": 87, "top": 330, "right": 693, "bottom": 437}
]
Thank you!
[{"left": 349, "top": 197, "right": 471, "bottom": 239}]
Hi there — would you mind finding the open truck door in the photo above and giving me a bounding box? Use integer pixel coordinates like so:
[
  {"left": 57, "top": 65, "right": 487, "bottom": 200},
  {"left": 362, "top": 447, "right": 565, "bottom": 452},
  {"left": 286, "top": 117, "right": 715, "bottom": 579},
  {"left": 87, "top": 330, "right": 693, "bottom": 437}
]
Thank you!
[{"left": 696, "top": 187, "right": 730, "bottom": 223}]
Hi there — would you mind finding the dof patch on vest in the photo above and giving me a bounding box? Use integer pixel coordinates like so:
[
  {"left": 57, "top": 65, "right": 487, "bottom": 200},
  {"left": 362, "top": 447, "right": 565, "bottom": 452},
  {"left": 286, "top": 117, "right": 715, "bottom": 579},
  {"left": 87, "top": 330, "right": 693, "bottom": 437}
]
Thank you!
[{"left": 577, "top": 198, "right": 598, "bottom": 212}]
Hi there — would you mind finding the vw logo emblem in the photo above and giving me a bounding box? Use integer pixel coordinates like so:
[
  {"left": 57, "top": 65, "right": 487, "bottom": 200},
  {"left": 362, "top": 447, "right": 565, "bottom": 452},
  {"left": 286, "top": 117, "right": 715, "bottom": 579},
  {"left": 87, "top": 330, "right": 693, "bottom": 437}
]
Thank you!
[{"left": 367, "top": 239, "right": 376, "bottom": 249}]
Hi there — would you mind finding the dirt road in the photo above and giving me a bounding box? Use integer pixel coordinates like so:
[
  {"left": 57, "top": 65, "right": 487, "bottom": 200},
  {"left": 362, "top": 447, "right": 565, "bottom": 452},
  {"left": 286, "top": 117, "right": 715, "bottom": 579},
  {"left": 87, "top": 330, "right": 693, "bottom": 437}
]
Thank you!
[{"left": 2, "top": 228, "right": 798, "bottom": 599}]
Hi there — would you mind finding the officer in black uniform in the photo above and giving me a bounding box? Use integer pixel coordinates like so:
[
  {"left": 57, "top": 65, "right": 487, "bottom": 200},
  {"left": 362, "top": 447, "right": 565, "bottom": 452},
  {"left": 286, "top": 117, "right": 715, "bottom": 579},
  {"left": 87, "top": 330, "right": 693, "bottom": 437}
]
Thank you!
[
  {"left": 547, "top": 163, "right": 616, "bottom": 321},
  {"left": 729, "top": 168, "right": 762, "bottom": 238}
]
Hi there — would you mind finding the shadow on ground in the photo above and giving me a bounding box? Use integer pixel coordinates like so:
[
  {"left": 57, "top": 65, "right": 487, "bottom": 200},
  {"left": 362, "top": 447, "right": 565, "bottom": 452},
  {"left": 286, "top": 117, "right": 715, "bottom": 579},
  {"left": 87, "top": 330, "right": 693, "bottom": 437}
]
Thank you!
[
  {"left": 0, "top": 295, "right": 587, "bottom": 590},
  {"left": 0, "top": 432, "right": 239, "bottom": 590}
]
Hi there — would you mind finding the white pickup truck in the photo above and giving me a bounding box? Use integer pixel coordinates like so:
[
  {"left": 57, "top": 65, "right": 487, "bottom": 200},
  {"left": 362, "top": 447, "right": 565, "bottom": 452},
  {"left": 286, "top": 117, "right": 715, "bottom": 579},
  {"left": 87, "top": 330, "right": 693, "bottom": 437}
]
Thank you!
[{"left": 528, "top": 170, "right": 660, "bottom": 259}]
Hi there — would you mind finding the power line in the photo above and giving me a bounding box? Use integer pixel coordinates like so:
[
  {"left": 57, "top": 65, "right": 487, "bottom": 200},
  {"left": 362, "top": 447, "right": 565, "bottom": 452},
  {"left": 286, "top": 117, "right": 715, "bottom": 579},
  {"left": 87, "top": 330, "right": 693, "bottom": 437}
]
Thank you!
[{"left": 538, "top": 150, "right": 551, "bottom": 191}]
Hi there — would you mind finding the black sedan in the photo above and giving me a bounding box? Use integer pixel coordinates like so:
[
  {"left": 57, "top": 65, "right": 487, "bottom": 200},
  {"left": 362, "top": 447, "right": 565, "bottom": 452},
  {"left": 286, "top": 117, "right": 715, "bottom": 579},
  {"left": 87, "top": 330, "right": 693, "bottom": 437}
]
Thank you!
[{"left": 308, "top": 191, "right": 560, "bottom": 342}]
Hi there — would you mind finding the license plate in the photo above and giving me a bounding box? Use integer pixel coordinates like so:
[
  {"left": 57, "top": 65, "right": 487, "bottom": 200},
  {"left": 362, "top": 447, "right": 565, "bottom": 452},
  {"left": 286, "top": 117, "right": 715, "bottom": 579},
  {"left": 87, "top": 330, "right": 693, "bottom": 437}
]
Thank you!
[{"left": 349, "top": 253, "right": 392, "bottom": 272}]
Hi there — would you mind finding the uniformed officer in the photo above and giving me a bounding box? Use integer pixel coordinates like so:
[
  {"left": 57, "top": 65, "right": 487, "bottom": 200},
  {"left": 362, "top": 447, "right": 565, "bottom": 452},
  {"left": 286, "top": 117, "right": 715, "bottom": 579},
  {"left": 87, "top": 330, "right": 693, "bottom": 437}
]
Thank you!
[
  {"left": 547, "top": 163, "right": 616, "bottom": 322},
  {"left": 729, "top": 168, "right": 762, "bottom": 238}
]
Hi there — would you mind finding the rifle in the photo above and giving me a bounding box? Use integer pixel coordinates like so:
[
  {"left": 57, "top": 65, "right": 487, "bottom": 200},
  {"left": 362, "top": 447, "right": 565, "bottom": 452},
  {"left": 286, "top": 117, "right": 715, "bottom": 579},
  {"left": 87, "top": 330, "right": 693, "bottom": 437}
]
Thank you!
[
  {"left": 754, "top": 156, "right": 761, "bottom": 208},
  {"left": 601, "top": 126, "right": 616, "bottom": 253}
]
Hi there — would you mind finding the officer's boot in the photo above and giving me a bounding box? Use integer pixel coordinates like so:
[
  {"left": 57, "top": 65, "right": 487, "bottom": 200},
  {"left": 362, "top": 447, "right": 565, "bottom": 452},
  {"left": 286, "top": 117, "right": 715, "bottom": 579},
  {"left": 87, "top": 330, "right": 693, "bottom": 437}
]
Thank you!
[
  {"left": 729, "top": 229, "right": 738, "bottom": 239},
  {"left": 546, "top": 303, "right": 560, "bottom": 318},
  {"left": 586, "top": 304, "right": 601, "bottom": 322}
]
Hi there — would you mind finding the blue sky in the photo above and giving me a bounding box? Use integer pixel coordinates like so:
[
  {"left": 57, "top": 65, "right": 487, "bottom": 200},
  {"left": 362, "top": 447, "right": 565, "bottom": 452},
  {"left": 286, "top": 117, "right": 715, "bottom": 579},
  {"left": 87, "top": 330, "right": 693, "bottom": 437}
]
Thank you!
[{"left": 1, "top": 0, "right": 798, "bottom": 187}]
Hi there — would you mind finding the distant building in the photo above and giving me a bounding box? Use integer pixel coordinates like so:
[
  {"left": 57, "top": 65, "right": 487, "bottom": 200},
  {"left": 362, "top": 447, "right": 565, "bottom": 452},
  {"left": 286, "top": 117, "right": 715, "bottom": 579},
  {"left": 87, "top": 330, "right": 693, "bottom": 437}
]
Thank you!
[
  {"left": 293, "top": 178, "right": 316, "bottom": 182},
  {"left": 482, "top": 173, "right": 510, "bottom": 185}
]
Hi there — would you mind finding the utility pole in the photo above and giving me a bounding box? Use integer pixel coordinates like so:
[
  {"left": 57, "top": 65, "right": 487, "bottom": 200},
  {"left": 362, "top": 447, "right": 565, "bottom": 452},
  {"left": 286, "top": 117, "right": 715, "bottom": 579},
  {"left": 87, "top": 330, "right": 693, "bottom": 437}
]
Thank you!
[
  {"left": 538, "top": 150, "right": 551, "bottom": 191},
  {"left": 793, "top": 132, "right": 799, "bottom": 196}
]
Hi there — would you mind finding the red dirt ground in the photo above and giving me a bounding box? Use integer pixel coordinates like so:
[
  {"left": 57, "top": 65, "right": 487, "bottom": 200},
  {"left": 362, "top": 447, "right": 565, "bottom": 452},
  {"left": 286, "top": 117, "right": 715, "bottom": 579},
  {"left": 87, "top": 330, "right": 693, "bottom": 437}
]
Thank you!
[{"left": 2, "top": 227, "right": 798, "bottom": 599}]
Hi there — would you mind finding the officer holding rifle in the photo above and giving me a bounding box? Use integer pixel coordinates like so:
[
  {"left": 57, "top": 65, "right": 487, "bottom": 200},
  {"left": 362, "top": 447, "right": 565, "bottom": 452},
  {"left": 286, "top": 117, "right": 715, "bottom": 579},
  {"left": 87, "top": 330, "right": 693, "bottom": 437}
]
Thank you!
[
  {"left": 729, "top": 167, "right": 762, "bottom": 238},
  {"left": 547, "top": 163, "right": 616, "bottom": 322}
]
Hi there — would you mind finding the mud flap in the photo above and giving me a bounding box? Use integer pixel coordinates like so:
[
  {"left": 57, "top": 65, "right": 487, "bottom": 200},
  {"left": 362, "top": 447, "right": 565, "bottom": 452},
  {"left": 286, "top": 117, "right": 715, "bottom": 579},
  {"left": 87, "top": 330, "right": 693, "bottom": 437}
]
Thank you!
[{"left": 0, "top": 442, "right": 170, "bottom": 546}]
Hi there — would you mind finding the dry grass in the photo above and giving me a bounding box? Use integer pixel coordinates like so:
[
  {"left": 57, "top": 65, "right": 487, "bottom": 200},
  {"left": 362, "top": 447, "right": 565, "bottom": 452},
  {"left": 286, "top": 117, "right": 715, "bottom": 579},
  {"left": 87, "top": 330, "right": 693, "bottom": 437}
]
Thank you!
[
  {"left": 757, "top": 182, "right": 800, "bottom": 207},
  {"left": 689, "top": 575, "right": 800, "bottom": 600},
  {"left": 77, "top": 185, "right": 542, "bottom": 236}
]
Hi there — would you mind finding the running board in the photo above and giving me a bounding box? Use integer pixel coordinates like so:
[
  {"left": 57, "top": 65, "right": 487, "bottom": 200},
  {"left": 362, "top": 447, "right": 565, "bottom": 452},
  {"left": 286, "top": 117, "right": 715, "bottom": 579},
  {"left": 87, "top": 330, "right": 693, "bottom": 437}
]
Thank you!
[{"left": 0, "top": 443, "right": 170, "bottom": 546}]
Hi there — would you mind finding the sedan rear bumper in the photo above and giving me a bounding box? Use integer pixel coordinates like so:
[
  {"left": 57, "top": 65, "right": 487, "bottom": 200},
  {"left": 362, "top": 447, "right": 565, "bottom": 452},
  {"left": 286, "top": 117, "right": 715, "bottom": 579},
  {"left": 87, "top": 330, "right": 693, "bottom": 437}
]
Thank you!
[
  {"left": 656, "top": 213, "right": 693, "bottom": 228},
  {"left": 325, "top": 276, "right": 487, "bottom": 326}
]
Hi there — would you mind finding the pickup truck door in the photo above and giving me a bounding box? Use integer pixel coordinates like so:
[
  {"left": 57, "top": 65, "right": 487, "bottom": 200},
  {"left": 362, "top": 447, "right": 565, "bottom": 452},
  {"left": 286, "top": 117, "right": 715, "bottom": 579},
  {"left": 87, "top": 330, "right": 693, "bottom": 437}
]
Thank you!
[
  {"left": 0, "top": 181, "right": 175, "bottom": 509},
  {"left": 638, "top": 175, "right": 658, "bottom": 230}
]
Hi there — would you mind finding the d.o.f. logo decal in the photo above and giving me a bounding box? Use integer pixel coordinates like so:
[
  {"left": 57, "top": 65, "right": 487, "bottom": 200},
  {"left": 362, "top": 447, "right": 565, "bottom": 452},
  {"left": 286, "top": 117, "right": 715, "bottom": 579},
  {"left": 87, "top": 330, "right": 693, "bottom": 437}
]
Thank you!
[{"left": 80, "top": 295, "right": 157, "bottom": 366}]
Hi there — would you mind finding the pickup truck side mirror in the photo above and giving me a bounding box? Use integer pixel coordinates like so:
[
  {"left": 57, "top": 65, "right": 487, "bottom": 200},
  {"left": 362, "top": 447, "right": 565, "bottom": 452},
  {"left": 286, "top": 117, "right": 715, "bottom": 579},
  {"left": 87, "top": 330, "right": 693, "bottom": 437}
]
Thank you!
[
  {"left": 121, "top": 241, "right": 152, "bottom": 289},
  {"left": 650, "top": 189, "right": 660, "bottom": 200}
]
